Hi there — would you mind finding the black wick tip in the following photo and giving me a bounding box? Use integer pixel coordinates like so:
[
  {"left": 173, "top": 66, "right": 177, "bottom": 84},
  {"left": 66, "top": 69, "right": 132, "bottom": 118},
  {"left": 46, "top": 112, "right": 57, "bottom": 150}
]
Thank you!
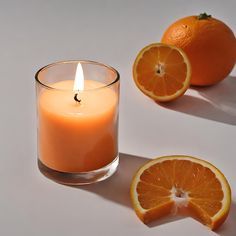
[{"left": 74, "top": 93, "right": 81, "bottom": 103}]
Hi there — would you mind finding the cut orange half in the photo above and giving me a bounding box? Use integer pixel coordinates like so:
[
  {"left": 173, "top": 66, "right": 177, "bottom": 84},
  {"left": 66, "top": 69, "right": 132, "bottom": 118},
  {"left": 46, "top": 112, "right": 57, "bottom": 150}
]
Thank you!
[
  {"left": 133, "top": 43, "right": 191, "bottom": 102},
  {"left": 130, "top": 155, "right": 231, "bottom": 230}
]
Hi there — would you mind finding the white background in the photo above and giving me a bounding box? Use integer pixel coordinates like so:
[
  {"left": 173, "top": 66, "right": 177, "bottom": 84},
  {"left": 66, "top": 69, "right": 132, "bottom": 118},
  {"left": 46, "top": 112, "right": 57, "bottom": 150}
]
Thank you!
[{"left": 0, "top": 0, "right": 235, "bottom": 235}]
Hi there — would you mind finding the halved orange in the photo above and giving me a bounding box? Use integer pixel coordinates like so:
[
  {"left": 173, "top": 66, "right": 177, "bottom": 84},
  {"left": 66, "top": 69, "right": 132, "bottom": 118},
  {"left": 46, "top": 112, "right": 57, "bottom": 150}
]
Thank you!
[
  {"left": 133, "top": 43, "right": 191, "bottom": 102},
  {"left": 130, "top": 155, "right": 231, "bottom": 230}
]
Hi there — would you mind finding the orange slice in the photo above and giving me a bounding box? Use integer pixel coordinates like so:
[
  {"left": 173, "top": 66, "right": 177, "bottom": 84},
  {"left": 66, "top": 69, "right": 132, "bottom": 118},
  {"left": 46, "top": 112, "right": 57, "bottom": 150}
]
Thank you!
[
  {"left": 133, "top": 43, "right": 191, "bottom": 102},
  {"left": 130, "top": 155, "right": 231, "bottom": 230}
]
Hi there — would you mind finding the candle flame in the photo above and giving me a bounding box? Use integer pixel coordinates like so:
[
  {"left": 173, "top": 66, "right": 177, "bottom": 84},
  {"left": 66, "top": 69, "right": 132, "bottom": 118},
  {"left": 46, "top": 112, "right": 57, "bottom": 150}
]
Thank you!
[{"left": 73, "top": 63, "right": 84, "bottom": 91}]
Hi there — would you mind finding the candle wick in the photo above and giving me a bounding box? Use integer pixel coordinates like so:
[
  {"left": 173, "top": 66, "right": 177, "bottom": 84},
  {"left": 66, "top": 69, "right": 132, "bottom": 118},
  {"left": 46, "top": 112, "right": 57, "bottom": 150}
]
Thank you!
[{"left": 74, "top": 93, "right": 81, "bottom": 103}]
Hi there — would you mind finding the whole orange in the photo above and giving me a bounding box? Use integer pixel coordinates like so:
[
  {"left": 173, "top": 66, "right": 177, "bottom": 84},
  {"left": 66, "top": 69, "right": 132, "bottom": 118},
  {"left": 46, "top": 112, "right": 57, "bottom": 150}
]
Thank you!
[{"left": 161, "top": 13, "right": 236, "bottom": 86}]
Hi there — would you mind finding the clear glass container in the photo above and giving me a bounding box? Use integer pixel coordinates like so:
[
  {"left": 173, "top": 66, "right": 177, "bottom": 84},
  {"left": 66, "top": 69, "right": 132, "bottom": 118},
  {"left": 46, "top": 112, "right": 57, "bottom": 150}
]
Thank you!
[{"left": 35, "top": 60, "right": 120, "bottom": 185}]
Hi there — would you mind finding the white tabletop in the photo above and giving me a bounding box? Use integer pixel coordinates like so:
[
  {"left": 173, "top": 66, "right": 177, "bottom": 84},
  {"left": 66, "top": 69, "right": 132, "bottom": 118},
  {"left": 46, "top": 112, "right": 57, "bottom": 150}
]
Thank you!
[{"left": 0, "top": 1, "right": 235, "bottom": 235}]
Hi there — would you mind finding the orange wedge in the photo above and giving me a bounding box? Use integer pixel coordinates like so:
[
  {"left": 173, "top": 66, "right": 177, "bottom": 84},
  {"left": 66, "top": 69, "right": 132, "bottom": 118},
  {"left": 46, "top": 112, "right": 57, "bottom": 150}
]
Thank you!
[
  {"left": 133, "top": 43, "right": 191, "bottom": 102},
  {"left": 130, "top": 155, "right": 231, "bottom": 230}
]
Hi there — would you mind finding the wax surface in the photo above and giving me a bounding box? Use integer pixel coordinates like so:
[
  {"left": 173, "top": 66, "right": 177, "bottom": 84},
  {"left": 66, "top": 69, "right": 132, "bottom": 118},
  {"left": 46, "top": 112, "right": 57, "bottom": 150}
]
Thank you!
[{"left": 38, "top": 80, "right": 118, "bottom": 172}]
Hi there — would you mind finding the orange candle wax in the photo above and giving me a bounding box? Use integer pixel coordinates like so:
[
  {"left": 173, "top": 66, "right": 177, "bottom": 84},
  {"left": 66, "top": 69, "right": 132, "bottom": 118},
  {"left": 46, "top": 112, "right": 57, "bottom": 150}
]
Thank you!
[{"left": 38, "top": 80, "right": 118, "bottom": 172}]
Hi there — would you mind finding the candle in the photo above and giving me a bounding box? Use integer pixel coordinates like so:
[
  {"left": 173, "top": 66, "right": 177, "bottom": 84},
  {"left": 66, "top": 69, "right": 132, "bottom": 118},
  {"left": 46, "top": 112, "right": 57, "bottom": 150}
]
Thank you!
[{"left": 35, "top": 61, "right": 120, "bottom": 184}]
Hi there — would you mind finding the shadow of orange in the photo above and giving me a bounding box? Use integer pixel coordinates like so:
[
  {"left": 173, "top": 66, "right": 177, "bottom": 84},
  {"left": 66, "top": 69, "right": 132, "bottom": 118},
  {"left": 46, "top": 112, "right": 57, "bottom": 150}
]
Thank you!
[
  {"left": 216, "top": 201, "right": 236, "bottom": 236},
  {"left": 161, "top": 76, "right": 236, "bottom": 125}
]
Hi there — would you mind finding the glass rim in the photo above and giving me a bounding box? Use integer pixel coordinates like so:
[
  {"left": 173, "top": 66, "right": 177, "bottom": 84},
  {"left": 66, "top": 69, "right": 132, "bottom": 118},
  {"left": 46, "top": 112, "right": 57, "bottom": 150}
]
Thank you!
[{"left": 35, "top": 60, "right": 120, "bottom": 91}]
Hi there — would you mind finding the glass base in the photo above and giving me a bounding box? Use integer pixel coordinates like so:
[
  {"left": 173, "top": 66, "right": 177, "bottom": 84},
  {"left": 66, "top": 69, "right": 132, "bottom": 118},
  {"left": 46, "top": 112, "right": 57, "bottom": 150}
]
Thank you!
[{"left": 38, "top": 156, "right": 119, "bottom": 185}]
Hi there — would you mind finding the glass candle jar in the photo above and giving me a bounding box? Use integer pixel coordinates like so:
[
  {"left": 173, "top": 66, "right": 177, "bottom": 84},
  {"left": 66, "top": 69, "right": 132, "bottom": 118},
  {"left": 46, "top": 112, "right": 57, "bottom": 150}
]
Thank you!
[{"left": 35, "top": 60, "right": 120, "bottom": 185}]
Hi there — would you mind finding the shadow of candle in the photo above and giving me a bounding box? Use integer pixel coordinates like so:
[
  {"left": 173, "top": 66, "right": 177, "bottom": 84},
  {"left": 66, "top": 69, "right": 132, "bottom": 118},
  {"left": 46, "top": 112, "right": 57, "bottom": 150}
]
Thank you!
[{"left": 77, "top": 152, "right": 150, "bottom": 208}]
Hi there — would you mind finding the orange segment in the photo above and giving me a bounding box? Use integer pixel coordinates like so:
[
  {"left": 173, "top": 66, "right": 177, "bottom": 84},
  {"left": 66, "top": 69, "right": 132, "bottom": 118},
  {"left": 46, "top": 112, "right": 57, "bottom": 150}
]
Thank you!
[
  {"left": 133, "top": 43, "right": 191, "bottom": 102},
  {"left": 130, "top": 155, "right": 231, "bottom": 230}
]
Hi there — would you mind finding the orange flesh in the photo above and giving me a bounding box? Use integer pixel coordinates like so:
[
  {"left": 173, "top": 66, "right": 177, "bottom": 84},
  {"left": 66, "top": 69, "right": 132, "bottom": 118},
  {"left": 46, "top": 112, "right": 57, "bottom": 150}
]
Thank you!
[
  {"left": 135, "top": 46, "right": 188, "bottom": 97},
  {"left": 137, "top": 160, "right": 224, "bottom": 222}
]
